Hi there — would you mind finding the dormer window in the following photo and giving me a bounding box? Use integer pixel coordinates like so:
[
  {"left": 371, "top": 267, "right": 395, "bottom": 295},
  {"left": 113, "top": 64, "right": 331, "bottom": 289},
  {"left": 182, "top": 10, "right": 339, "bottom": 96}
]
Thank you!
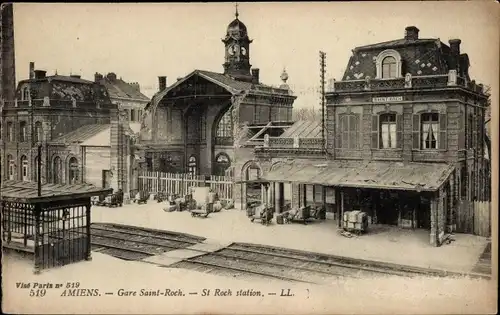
[
  {"left": 375, "top": 49, "right": 402, "bottom": 79},
  {"left": 382, "top": 57, "right": 397, "bottom": 78}
]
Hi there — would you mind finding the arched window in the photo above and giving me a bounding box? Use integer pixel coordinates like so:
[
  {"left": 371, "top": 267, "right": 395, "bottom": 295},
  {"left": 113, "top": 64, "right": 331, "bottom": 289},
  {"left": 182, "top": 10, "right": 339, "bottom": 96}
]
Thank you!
[
  {"left": 7, "top": 154, "right": 15, "bottom": 180},
  {"left": 214, "top": 153, "right": 231, "bottom": 176},
  {"left": 19, "top": 121, "right": 27, "bottom": 142},
  {"left": 382, "top": 56, "right": 397, "bottom": 78},
  {"left": 68, "top": 157, "right": 79, "bottom": 184},
  {"left": 375, "top": 50, "right": 402, "bottom": 79},
  {"left": 215, "top": 110, "right": 233, "bottom": 145},
  {"left": 188, "top": 156, "right": 197, "bottom": 176},
  {"left": 34, "top": 121, "right": 43, "bottom": 143},
  {"left": 6, "top": 122, "right": 13, "bottom": 142},
  {"left": 20, "top": 155, "right": 29, "bottom": 181},
  {"left": 53, "top": 156, "right": 62, "bottom": 184}
]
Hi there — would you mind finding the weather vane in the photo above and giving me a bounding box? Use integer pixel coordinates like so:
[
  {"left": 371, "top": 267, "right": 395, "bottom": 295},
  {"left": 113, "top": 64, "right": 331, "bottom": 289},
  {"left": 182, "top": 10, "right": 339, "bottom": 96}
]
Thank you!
[{"left": 235, "top": 2, "right": 239, "bottom": 19}]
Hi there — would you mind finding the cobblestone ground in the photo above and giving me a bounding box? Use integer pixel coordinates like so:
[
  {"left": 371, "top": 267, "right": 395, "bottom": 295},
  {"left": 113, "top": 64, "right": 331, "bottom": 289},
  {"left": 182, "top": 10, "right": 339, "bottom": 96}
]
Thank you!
[{"left": 91, "top": 202, "right": 489, "bottom": 274}]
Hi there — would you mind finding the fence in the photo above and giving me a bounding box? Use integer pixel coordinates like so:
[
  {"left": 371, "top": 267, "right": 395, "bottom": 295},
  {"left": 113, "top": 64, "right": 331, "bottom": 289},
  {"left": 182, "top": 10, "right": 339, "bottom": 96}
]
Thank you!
[
  {"left": 138, "top": 171, "right": 234, "bottom": 202},
  {"left": 456, "top": 200, "right": 491, "bottom": 237}
]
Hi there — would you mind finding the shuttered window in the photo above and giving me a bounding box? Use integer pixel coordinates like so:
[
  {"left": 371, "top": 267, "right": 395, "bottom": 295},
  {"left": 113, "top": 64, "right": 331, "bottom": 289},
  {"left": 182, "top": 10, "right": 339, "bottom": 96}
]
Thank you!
[
  {"left": 439, "top": 113, "right": 447, "bottom": 150},
  {"left": 413, "top": 112, "right": 447, "bottom": 150},
  {"left": 338, "top": 114, "right": 359, "bottom": 149},
  {"left": 458, "top": 112, "right": 465, "bottom": 149},
  {"left": 372, "top": 113, "right": 402, "bottom": 149}
]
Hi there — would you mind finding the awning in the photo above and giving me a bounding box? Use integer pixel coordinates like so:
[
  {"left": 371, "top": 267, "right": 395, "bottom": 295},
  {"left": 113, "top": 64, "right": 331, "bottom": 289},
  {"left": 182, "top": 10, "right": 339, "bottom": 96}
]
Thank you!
[
  {"left": 260, "top": 160, "right": 455, "bottom": 192},
  {"left": 0, "top": 180, "right": 113, "bottom": 203}
]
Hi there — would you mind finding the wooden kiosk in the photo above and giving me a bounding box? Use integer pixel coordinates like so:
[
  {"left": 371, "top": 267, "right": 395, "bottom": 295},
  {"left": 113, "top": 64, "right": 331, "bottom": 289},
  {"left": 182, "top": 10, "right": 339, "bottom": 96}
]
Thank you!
[{"left": 1, "top": 180, "right": 111, "bottom": 274}]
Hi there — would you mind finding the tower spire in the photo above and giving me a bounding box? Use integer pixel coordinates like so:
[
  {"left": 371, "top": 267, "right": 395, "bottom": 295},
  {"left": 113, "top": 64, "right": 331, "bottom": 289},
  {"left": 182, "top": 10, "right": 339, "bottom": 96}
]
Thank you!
[{"left": 235, "top": 2, "right": 239, "bottom": 19}]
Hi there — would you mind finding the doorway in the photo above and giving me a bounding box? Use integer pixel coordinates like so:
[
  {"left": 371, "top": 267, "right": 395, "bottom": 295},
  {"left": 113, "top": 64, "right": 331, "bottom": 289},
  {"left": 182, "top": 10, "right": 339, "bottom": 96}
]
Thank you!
[{"left": 102, "top": 170, "right": 112, "bottom": 188}]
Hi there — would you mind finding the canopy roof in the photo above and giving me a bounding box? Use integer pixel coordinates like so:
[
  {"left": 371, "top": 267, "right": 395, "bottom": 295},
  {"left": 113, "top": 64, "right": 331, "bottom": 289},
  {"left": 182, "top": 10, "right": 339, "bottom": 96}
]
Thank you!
[
  {"left": 0, "top": 180, "right": 112, "bottom": 203},
  {"left": 259, "top": 160, "right": 454, "bottom": 192}
]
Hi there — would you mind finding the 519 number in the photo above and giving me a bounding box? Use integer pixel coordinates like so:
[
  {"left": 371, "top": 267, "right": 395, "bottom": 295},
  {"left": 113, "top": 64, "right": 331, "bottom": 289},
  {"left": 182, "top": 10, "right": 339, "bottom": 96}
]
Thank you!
[{"left": 30, "top": 289, "right": 46, "bottom": 297}]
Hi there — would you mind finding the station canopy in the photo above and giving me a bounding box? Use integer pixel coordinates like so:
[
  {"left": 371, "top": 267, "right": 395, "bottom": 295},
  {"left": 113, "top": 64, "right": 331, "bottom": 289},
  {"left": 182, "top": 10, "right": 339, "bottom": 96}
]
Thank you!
[
  {"left": 260, "top": 160, "right": 455, "bottom": 192},
  {"left": 0, "top": 180, "right": 112, "bottom": 203}
]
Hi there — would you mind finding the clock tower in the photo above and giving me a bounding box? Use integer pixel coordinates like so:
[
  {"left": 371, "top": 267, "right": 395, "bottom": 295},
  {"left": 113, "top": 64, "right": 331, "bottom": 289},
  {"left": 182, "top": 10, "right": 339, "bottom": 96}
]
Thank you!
[{"left": 222, "top": 5, "right": 253, "bottom": 81}]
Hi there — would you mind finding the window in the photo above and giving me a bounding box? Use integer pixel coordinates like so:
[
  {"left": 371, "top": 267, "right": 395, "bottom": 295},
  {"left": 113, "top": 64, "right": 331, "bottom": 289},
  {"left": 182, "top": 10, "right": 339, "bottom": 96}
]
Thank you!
[
  {"left": 19, "top": 121, "right": 27, "bottom": 142},
  {"left": 382, "top": 57, "right": 397, "bottom": 78},
  {"left": 187, "top": 156, "right": 197, "bottom": 176},
  {"left": 21, "top": 87, "right": 29, "bottom": 100},
  {"left": 53, "top": 156, "right": 62, "bottom": 184},
  {"left": 214, "top": 153, "right": 231, "bottom": 176},
  {"left": 200, "top": 113, "right": 207, "bottom": 141},
  {"left": 68, "top": 157, "right": 79, "bottom": 184},
  {"left": 6, "top": 122, "right": 13, "bottom": 142},
  {"left": 338, "top": 114, "right": 359, "bottom": 149},
  {"left": 375, "top": 50, "right": 402, "bottom": 79},
  {"left": 379, "top": 113, "right": 397, "bottom": 149},
  {"left": 7, "top": 155, "right": 15, "bottom": 180},
  {"left": 34, "top": 121, "right": 43, "bottom": 143},
  {"left": 21, "top": 155, "right": 29, "bottom": 181},
  {"left": 254, "top": 105, "right": 260, "bottom": 123},
  {"left": 421, "top": 113, "right": 439, "bottom": 149},
  {"left": 215, "top": 109, "right": 233, "bottom": 145},
  {"left": 131, "top": 109, "right": 136, "bottom": 122}
]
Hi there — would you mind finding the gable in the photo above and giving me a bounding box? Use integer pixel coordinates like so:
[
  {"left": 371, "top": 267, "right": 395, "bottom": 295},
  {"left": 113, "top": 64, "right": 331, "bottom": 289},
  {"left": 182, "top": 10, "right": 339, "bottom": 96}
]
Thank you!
[{"left": 80, "top": 127, "right": 111, "bottom": 147}]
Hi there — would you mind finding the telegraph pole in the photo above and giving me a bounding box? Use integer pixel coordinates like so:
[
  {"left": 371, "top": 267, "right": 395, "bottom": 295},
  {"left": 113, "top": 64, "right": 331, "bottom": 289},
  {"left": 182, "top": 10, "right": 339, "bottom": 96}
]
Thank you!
[{"left": 319, "top": 51, "right": 326, "bottom": 152}]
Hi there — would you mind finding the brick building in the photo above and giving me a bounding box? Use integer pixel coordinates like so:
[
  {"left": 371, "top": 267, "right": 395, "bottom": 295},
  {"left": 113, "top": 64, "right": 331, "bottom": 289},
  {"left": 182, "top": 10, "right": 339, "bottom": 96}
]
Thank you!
[
  {"left": 0, "top": 62, "right": 134, "bottom": 197},
  {"left": 253, "top": 26, "right": 491, "bottom": 246},
  {"left": 0, "top": 3, "right": 17, "bottom": 182},
  {"left": 137, "top": 10, "right": 297, "bottom": 207},
  {"left": 94, "top": 72, "right": 150, "bottom": 133}
]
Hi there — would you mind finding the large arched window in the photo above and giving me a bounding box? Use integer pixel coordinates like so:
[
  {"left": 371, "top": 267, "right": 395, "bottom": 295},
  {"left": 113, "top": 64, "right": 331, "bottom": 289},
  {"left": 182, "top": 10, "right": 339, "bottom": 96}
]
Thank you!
[
  {"left": 53, "top": 156, "right": 62, "bottom": 184},
  {"left": 34, "top": 121, "right": 43, "bottom": 143},
  {"left": 20, "top": 155, "right": 29, "bottom": 181},
  {"left": 215, "top": 109, "right": 233, "bottom": 145},
  {"left": 68, "top": 157, "right": 79, "bottom": 184},
  {"left": 188, "top": 155, "right": 197, "bottom": 176},
  {"left": 7, "top": 154, "right": 15, "bottom": 180},
  {"left": 214, "top": 153, "right": 231, "bottom": 176},
  {"left": 382, "top": 56, "right": 397, "bottom": 78}
]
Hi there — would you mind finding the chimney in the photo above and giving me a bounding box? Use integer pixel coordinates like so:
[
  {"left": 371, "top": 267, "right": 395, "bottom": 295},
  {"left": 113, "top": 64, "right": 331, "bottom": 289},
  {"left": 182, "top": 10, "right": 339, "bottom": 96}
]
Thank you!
[
  {"left": 158, "top": 76, "right": 167, "bottom": 91},
  {"left": 130, "top": 82, "right": 140, "bottom": 91},
  {"left": 448, "top": 39, "right": 462, "bottom": 71},
  {"left": 29, "top": 62, "right": 35, "bottom": 79},
  {"left": 106, "top": 72, "right": 117, "bottom": 81},
  {"left": 404, "top": 26, "right": 420, "bottom": 40},
  {"left": 251, "top": 68, "right": 260, "bottom": 84},
  {"left": 34, "top": 70, "right": 47, "bottom": 79},
  {"left": 94, "top": 72, "right": 103, "bottom": 83}
]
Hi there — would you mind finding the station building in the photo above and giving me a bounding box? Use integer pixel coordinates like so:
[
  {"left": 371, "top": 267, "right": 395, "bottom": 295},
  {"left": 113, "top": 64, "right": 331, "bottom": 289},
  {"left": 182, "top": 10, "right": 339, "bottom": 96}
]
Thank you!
[
  {"left": 137, "top": 10, "right": 297, "bottom": 206},
  {"left": 254, "top": 26, "right": 491, "bottom": 246}
]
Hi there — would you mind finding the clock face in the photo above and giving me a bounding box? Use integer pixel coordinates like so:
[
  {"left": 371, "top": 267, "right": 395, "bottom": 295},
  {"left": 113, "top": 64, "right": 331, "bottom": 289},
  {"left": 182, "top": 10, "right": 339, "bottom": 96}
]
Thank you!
[
  {"left": 233, "top": 44, "right": 240, "bottom": 55},
  {"left": 241, "top": 47, "right": 247, "bottom": 56},
  {"left": 228, "top": 45, "right": 235, "bottom": 55}
]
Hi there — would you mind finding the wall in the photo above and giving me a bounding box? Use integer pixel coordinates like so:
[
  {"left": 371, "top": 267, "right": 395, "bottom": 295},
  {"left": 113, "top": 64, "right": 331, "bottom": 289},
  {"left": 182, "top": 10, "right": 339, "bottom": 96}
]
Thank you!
[{"left": 83, "top": 146, "right": 111, "bottom": 187}]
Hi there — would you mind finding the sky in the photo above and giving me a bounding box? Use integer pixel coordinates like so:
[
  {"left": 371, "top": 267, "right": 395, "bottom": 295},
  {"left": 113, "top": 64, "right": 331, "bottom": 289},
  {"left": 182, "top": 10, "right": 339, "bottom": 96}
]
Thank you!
[{"left": 12, "top": 2, "right": 499, "bottom": 111}]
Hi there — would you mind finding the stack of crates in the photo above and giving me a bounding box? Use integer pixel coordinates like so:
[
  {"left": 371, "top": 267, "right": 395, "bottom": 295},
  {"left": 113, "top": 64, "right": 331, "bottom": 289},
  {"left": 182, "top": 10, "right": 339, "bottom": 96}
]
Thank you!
[{"left": 342, "top": 210, "right": 369, "bottom": 233}]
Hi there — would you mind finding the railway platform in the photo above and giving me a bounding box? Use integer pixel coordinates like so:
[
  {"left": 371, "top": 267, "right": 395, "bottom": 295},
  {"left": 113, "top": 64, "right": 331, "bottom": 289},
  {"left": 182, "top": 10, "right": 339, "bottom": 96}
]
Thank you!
[{"left": 90, "top": 203, "right": 491, "bottom": 276}]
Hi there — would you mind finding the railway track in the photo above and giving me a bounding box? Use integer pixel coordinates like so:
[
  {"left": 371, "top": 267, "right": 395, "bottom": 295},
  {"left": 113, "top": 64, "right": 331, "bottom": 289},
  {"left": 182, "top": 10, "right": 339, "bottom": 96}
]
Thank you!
[
  {"left": 90, "top": 223, "right": 206, "bottom": 261},
  {"left": 170, "top": 242, "right": 429, "bottom": 284},
  {"left": 87, "top": 225, "right": 486, "bottom": 284}
]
